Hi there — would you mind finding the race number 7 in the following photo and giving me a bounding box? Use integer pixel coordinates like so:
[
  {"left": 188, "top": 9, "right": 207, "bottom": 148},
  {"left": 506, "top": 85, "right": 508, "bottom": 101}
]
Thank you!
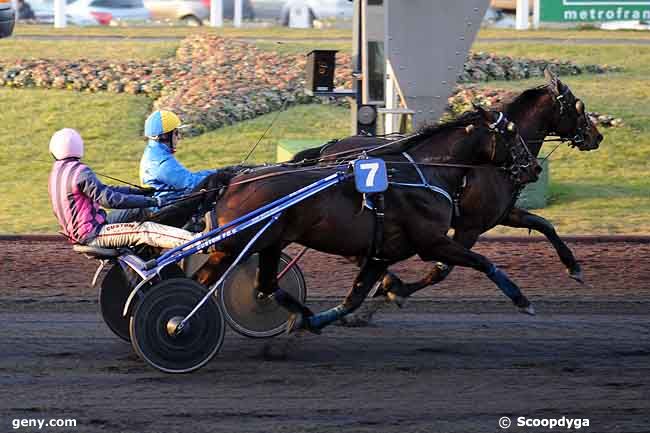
[
  {"left": 353, "top": 158, "right": 388, "bottom": 193},
  {"left": 359, "top": 162, "right": 379, "bottom": 187}
]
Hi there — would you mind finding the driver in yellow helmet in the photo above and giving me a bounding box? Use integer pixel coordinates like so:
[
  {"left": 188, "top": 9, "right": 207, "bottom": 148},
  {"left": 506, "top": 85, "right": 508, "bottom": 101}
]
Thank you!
[{"left": 140, "top": 110, "right": 222, "bottom": 207}]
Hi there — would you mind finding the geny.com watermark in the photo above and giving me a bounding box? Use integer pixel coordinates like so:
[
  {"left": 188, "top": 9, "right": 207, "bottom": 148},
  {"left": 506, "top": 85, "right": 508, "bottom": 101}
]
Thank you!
[
  {"left": 12, "top": 418, "right": 77, "bottom": 430},
  {"left": 499, "top": 416, "right": 590, "bottom": 430}
]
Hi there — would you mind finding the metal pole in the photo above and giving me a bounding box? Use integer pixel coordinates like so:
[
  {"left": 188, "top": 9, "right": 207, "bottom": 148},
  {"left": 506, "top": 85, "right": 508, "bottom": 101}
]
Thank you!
[
  {"left": 516, "top": 0, "right": 529, "bottom": 30},
  {"left": 354, "top": 0, "right": 363, "bottom": 135},
  {"left": 233, "top": 0, "right": 242, "bottom": 27},
  {"left": 384, "top": 61, "right": 398, "bottom": 135},
  {"left": 54, "top": 0, "right": 66, "bottom": 28},
  {"left": 210, "top": 0, "right": 223, "bottom": 27},
  {"left": 533, "top": 0, "right": 540, "bottom": 29}
]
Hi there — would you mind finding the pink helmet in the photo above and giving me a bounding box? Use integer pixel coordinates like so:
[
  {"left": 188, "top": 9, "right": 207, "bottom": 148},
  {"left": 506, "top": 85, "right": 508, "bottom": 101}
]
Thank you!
[{"left": 49, "top": 128, "right": 84, "bottom": 160}]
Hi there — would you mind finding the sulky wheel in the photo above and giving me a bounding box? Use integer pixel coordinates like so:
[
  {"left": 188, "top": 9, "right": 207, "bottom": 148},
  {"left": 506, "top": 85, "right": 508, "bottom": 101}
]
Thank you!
[
  {"left": 98, "top": 264, "right": 135, "bottom": 342},
  {"left": 99, "top": 263, "right": 184, "bottom": 342},
  {"left": 219, "top": 252, "right": 307, "bottom": 339},
  {"left": 130, "top": 278, "right": 225, "bottom": 374}
]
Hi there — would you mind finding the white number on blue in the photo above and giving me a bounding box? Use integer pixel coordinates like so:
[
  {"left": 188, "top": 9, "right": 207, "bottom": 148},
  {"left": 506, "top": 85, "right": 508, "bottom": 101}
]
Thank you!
[{"left": 359, "top": 162, "right": 379, "bottom": 187}]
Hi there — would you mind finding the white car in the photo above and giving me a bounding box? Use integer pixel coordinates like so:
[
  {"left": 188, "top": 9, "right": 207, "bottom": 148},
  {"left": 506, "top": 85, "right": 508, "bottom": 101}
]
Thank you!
[
  {"left": 30, "top": 0, "right": 150, "bottom": 25},
  {"left": 253, "top": 0, "right": 352, "bottom": 25}
]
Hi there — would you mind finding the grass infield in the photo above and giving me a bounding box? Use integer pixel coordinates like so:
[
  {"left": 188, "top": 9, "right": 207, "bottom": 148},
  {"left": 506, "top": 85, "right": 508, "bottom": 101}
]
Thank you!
[{"left": 0, "top": 27, "right": 648, "bottom": 234}]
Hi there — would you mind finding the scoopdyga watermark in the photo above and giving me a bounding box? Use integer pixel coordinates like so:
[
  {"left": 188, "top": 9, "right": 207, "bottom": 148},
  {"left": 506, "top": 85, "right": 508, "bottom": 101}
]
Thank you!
[{"left": 499, "top": 416, "right": 590, "bottom": 430}]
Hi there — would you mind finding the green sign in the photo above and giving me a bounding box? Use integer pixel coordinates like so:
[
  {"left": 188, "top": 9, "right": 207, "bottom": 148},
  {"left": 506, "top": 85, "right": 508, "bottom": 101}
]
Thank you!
[{"left": 541, "top": 0, "right": 650, "bottom": 22}]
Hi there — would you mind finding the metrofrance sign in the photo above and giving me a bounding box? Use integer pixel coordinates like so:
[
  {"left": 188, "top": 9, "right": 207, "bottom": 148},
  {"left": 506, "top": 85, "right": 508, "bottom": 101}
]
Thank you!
[{"left": 541, "top": 0, "right": 650, "bottom": 22}]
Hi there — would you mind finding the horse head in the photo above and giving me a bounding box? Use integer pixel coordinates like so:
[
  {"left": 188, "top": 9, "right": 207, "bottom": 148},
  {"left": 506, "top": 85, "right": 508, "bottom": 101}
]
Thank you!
[
  {"left": 472, "top": 107, "right": 541, "bottom": 185},
  {"left": 544, "top": 68, "right": 603, "bottom": 151}
]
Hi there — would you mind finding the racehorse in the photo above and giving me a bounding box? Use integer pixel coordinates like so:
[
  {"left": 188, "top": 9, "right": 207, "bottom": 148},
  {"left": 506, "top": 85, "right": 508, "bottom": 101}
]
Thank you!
[
  {"left": 292, "top": 69, "right": 603, "bottom": 307},
  {"left": 191, "top": 107, "right": 541, "bottom": 333}
]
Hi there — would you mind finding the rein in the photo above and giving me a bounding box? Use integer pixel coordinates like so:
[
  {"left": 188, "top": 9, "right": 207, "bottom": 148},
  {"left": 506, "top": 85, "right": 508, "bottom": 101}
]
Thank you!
[
  {"left": 199, "top": 156, "right": 505, "bottom": 195},
  {"left": 227, "top": 112, "right": 533, "bottom": 188},
  {"left": 294, "top": 133, "right": 420, "bottom": 165},
  {"left": 228, "top": 164, "right": 347, "bottom": 187},
  {"left": 94, "top": 172, "right": 178, "bottom": 193},
  {"left": 240, "top": 98, "right": 288, "bottom": 165},
  {"left": 93, "top": 172, "right": 145, "bottom": 189}
]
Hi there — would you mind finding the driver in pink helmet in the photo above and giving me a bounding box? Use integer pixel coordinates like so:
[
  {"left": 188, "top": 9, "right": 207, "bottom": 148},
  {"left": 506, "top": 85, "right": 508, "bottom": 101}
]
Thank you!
[{"left": 48, "top": 128, "right": 198, "bottom": 249}]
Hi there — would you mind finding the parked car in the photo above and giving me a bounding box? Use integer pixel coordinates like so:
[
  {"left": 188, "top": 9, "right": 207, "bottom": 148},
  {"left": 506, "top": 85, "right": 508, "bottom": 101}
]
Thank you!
[
  {"left": 0, "top": 0, "right": 15, "bottom": 37},
  {"left": 67, "top": 0, "right": 150, "bottom": 24},
  {"left": 29, "top": 0, "right": 150, "bottom": 25},
  {"left": 28, "top": 0, "right": 98, "bottom": 24},
  {"left": 252, "top": 0, "right": 352, "bottom": 25},
  {"left": 145, "top": 0, "right": 254, "bottom": 26}
]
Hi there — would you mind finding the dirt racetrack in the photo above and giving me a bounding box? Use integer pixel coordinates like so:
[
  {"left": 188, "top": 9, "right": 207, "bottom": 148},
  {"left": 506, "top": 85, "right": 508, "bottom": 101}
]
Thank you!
[{"left": 1, "top": 236, "right": 649, "bottom": 433}]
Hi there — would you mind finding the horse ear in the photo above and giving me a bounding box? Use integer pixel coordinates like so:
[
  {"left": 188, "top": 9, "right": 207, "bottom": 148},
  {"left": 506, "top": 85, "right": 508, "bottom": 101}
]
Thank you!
[{"left": 544, "top": 68, "right": 561, "bottom": 96}]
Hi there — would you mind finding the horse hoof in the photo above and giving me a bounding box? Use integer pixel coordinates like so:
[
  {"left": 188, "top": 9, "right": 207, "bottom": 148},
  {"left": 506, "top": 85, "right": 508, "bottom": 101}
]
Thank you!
[
  {"left": 382, "top": 271, "right": 403, "bottom": 293},
  {"left": 286, "top": 313, "right": 304, "bottom": 335},
  {"left": 288, "top": 313, "right": 323, "bottom": 335},
  {"left": 339, "top": 313, "right": 372, "bottom": 327},
  {"left": 568, "top": 268, "right": 585, "bottom": 284},
  {"left": 518, "top": 304, "right": 536, "bottom": 316},
  {"left": 386, "top": 292, "right": 406, "bottom": 308}
]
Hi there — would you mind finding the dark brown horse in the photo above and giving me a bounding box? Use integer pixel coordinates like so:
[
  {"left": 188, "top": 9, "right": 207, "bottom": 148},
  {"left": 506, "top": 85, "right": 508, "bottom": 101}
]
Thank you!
[
  {"left": 195, "top": 108, "right": 540, "bottom": 333},
  {"left": 292, "top": 69, "right": 602, "bottom": 308}
]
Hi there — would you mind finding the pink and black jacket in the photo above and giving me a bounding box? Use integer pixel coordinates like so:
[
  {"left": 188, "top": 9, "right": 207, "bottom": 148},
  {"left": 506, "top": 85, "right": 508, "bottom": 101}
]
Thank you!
[{"left": 48, "top": 158, "right": 156, "bottom": 243}]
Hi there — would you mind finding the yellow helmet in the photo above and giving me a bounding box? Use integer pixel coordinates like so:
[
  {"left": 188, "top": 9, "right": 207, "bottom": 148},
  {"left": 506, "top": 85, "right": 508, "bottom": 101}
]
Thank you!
[{"left": 144, "top": 110, "right": 184, "bottom": 139}]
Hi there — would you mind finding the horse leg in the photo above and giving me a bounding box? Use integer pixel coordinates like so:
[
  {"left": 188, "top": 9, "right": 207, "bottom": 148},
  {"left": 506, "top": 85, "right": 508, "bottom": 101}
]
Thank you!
[
  {"left": 194, "top": 251, "right": 232, "bottom": 286},
  {"left": 257, "top": 245, "right": 315, "bottom": 318},
  {"left": 381, "top": 264, "right": 452, "bottom": 307},
  {"left": 382, "top": 230, "right": 481, "bottom": 307},
  {"left": 418, "top": 235, "right": 536, "bottom": 315},
  {"left": 501, "top": 208, "right": 584, "bottom": 283},
  {"left": 289, "top": 259, "right": 388, "bottom": 334},
  {"left": 346, "top": 261, "right": 453, "bottom": 321}
]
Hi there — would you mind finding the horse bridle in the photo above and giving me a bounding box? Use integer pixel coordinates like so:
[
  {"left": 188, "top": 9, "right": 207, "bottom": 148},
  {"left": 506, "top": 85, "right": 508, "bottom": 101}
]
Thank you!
[
  {"left": 553, "top": 87, "right": 591, "bottom": 147},
  {"left": 487, "top": 111, "right": 537, "bottom": 185}
]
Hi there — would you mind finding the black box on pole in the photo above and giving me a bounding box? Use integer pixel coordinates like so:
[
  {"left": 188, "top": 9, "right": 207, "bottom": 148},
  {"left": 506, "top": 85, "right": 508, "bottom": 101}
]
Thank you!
[{"left": 305, "top": 50, "right": 338, "bottom": 96}]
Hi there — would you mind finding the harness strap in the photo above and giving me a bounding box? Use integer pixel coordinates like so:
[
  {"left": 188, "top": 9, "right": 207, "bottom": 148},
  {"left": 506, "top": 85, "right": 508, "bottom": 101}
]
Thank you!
[
  {"left": 488, "top": 112, "right": 505, "bottom": 130},
  {"left": 390, "top": 152, "right": 453, "bottom": 204},
  {"left": 453, "top": 175, "right": 467, "bottom": 218},
  {"left": 367, "top": 193, "right": 386, "bottom": 260}
]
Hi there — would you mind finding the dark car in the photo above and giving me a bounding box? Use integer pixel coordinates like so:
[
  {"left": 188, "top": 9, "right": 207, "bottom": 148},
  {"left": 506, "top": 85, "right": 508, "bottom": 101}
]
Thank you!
[{"left": 0, "top": 0, "right": 15, "bottom": 38}]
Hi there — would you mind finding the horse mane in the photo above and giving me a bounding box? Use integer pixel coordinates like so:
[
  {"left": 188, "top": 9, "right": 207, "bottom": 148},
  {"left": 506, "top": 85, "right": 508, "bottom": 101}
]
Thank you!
[
  {"left": 418, "top": 110, "right": 484, "bottom": 137},
  {"left": 374, "top": 109, "right": 485, "bottom": 156},
  {"left": 504, "top": 84, "right": 550, "bottom": 117}
]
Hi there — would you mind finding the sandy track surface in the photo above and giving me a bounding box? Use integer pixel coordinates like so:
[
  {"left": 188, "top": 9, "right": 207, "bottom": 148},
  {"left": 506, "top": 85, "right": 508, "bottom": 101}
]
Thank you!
[
  {"left": 1, "top": 237, "right": 649, "bottom": 432},
  {"left": 1, "top": 310, "right": 649, "bottom": 433}
]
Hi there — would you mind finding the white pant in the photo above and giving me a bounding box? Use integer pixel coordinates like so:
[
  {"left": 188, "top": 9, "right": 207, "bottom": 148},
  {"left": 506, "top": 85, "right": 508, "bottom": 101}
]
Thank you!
[{"left": 87, "top": 221, "right": 198, "bottom": 250}]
